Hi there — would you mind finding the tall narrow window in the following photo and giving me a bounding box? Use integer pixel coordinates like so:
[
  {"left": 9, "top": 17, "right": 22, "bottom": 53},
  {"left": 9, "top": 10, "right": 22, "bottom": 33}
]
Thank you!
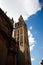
[
  {"left": 20, "top": 28, "right": 22, "bottom": 34},
  {"left": 17, "top": 30, "right": 19, "bottom": 42},
  {"left": 20, "top": 35, "right": 23, "bottom": 45}
]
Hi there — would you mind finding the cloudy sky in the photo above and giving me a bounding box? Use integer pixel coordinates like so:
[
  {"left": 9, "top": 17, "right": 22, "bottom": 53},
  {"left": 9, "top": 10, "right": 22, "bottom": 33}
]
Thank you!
[
  {"left": 0, "top": 0, "right": 41, "bottom": 21},
  {"left": 0, "top": 0, "right": 43, "bottom": 65}
]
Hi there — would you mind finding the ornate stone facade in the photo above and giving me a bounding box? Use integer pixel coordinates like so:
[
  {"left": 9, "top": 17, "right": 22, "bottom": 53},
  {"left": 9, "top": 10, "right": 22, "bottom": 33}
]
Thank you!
[{"left": 14, "top": 15, "right": 31, "bottom": 65}]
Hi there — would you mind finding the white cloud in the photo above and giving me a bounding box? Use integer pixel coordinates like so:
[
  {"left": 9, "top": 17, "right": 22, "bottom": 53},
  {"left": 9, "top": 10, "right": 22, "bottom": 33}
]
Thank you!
[
  {"left": 28, "top": 30, "right": 36, "bottom": 51},
  {"left": 30, "top": 26, "right": 32, "bottom": 30},
  {"left": 31, "top": 57, "right": 35, "bottom": 61},
  {"left": 28, "top": 30, "right": 35, "bottom": 62},
  {"left": 30, "top": 44, "right": 35, "bottom": 51},
  {"left": 0, "top": 0, "right": 2, "bottom": 6},
  {"left": 28, "top": 30, "right": 35, "bottom": 45},
  {"left": 0, "top": 0, "right": 41, "bottom": 21}
]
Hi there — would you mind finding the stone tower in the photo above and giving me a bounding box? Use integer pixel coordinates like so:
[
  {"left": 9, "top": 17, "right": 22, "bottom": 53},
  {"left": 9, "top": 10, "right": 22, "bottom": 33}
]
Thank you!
[{"left": 14, "top": 15, "right": 31, "bottom": 65}]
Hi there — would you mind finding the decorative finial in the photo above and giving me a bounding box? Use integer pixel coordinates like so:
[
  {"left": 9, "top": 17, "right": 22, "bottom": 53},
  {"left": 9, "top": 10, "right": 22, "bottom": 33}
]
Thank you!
[{"left": 18, "top": 15, "right": 24, "bottom": 22}]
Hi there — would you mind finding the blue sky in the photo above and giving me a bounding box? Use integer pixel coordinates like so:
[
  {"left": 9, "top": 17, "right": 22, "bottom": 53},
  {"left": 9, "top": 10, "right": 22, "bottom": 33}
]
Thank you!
[
  {"left": 25, "top": 6, "right": 43, "bottom": 65},
  {"left": 0, "top": 0, "right": 43, "bottom": 65}
]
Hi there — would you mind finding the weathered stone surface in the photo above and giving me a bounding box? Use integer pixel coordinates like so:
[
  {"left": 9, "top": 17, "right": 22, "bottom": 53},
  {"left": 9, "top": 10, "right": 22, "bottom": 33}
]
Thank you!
[
  {"left": 14, "top": 15, "right": 31, "bottom": 65},
  {"left": 0, "top": 8, "right": 19, "bottom": 65},
  {"left": 0, "top": 8, "right": 31, "bottom": 65}
]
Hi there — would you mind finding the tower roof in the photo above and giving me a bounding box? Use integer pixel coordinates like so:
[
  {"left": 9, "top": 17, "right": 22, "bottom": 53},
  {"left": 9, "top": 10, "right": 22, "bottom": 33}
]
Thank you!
[{"left": 18, "top": 15, "right": 24, "bottom": 22}]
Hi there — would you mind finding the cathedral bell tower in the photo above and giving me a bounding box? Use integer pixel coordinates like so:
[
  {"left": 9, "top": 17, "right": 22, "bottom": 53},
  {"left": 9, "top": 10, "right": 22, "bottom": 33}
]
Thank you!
[{"left": 14, "top": 15, "right": 31, "bottom": 65}]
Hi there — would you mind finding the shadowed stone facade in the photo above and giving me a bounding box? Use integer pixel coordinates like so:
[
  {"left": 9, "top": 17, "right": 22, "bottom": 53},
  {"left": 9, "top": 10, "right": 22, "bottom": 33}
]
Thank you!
[
  {"left": 0, "top": 8, "right": 31, "bottom": 65},
  {"left": 14, "top": 15, "right": 31, "bottom": 65},
  {"left": 0, "top": 8, "right": 19, "bottom": 65}
]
